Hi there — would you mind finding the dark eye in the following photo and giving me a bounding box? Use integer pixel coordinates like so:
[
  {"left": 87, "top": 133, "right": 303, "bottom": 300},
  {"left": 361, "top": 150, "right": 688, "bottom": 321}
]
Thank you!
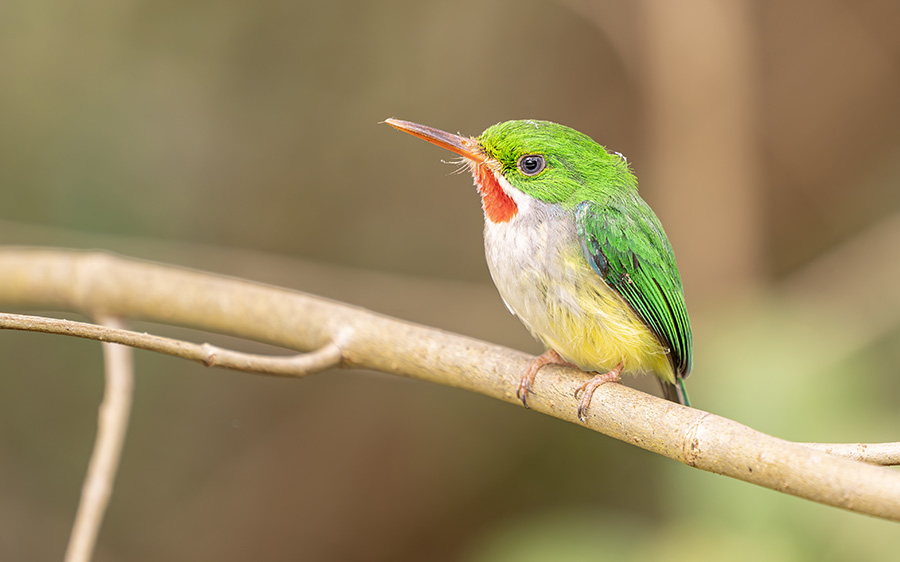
[{"left": 517, "top": 154, "right": 546, "bottom": 176}]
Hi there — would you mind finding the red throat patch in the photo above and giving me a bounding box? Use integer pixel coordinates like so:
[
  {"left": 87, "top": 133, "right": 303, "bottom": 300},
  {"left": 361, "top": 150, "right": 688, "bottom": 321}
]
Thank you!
[{"left": 473, "top": 164, "right": 517, "bottom": 223}]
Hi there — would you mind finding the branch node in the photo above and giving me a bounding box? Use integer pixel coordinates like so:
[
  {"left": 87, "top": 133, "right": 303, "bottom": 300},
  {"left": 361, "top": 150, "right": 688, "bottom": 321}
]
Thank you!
[
  {"left": 682, "top": 411, "right": 711, "bottom": 467},
  {"left": 200, "top": 343, "right": 220, "bottom": 367}
]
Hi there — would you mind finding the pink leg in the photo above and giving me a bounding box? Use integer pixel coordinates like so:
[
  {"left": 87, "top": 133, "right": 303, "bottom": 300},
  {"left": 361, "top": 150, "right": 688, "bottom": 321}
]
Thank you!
[
  {"left": 574, "top": 363, "right": 623, "bottom": 422},
  {"left": 516, "top": 349, "right": 577, "bottom": 408}
]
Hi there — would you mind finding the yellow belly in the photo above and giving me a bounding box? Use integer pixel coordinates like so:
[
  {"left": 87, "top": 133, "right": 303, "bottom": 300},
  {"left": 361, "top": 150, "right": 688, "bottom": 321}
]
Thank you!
[
  {"left": 497, "top": 244, "right": 674, "bottom": 384},
  {"left": 534, "top": 264, "right": 675, "bottom": 384}
]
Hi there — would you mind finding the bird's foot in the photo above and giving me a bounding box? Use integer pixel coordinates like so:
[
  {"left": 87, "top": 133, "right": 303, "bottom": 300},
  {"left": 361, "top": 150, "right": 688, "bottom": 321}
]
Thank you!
[
  {"left": 574, "top": 363, "right": 623, "bottom": 423},
  {"left": 516, "top": 349, "right": 577, "bottom": 408}
]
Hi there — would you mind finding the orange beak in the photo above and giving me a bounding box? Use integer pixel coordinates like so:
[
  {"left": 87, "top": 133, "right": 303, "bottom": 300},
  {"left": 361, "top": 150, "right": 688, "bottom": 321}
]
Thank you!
[{"left": 384, "top": 118, "right": 487, "bottom": 163}]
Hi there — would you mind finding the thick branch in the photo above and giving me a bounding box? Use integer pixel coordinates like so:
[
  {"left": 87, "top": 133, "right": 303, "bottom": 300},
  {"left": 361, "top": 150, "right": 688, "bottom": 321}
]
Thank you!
[
  {"left": 4, "top": 310, "right": 899, "bottom": 468},
  {"left": 0, "top": 248, "right": 898, "bottom": 521}
]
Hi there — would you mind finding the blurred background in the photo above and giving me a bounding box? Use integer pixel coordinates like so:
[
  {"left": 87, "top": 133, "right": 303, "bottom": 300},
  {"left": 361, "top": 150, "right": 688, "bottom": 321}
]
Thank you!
[{"left": 1, "top": 0, "right": 899, "bottom": 560}]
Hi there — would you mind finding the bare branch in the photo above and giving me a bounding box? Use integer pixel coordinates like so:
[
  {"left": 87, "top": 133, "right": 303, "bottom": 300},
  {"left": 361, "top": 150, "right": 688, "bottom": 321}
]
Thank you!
[
  {"left": 0, "top": 249, "right": 898, "bottom": 521},
  {"left": 0, "top": 313, "right": 342, "bottom": 377},
  {"left": 800, "top": 442, "right": 900, "bottom": 466},
  {"left": 64, "top": 316, "right": 134, "bottom": 562},
  {"left": 7, "top": 310, "right": 899, "bottom": 467},
  {"left": 199, "top": 342, "right": 343, "bottom": 375}
]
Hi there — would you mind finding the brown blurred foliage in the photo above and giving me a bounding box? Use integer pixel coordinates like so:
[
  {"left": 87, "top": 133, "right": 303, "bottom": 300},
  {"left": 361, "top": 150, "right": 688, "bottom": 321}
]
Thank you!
[{"left": 0, "top": 0, "right": 899, "bottom": 560}]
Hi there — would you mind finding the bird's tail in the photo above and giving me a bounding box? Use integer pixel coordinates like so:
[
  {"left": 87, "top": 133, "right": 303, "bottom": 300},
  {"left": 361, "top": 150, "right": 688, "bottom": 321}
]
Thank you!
[{"left": 659, "top": 378, "right": 690, "bottom": 407}]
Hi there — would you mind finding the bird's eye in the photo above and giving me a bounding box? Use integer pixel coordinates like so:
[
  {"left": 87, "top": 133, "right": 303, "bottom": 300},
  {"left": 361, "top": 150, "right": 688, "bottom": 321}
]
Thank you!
[{"left": 516, "top": 154, "right": 546, "bottom": 176}]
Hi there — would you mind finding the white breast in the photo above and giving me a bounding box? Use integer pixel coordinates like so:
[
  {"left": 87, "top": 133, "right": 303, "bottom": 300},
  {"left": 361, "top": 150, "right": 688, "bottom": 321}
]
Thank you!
[{"left": 481, "top": 180, "right": 585, "bottom": 341}]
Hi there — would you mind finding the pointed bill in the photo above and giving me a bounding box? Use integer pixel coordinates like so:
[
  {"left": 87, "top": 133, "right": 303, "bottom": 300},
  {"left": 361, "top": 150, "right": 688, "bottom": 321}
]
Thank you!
[{"left": 384, "top": 118, "right": 487, "bottom": 163}]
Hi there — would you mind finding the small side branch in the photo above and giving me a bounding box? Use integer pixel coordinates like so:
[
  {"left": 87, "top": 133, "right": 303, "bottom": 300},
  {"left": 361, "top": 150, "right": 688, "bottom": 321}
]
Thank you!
[
  {"left": 64, "top": 316, "right": 134, "bottom": 562},
  {"left": 801, "top": 442, "right": 900, "bottom": 466},
  {"left": 199, "top": 342, "right": 343, "bottom": 376},
  {"left": 0, "top": 312, "right": 342, "bottom": 378}
]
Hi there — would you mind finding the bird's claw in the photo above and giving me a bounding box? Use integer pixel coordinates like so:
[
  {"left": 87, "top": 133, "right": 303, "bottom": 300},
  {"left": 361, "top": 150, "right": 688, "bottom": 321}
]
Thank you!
[
  {"left": 576, "top": 403, "right": 590, "bottom": 423},
  {"left": 516, "top": 350, "right": 573, "bottom": 409},
  {"left": 516, "top": 377, "right": 533, "bottom": 408},
  {"left": 573, "top": 363, "right": 623, "bottom": 423}
]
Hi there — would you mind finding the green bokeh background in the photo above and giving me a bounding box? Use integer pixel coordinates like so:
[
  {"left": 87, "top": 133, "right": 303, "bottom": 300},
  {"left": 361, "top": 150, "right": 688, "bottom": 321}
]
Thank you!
[{"left": 0, "top": 1, "right": 899, "bottom": 560}]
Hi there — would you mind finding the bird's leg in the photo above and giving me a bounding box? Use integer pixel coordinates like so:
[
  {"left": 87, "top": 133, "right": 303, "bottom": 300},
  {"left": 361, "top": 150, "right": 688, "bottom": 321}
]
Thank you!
[
  {"left": 516, "top": 349, "right": 577, "bottom": 408},
  {"left": 574, "top": 363, "right": 623, "bottom": 423}
]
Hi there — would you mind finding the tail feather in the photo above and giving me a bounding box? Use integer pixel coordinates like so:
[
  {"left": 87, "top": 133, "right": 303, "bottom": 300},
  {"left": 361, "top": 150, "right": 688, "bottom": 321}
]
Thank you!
[{"left": 659, "top": 378, "right": 690, "bottom": 407}]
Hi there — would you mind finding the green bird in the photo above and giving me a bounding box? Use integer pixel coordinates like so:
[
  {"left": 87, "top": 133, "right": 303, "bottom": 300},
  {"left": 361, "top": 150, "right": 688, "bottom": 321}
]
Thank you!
[{"left": 385, "top": 118, "right": 692, "bottom": 421}]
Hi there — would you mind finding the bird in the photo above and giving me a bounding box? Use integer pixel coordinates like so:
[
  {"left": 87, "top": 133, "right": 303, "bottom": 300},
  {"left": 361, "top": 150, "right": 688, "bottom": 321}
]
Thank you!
[{"left": 385, "top": 118, "right": 692, "bottom": 422}]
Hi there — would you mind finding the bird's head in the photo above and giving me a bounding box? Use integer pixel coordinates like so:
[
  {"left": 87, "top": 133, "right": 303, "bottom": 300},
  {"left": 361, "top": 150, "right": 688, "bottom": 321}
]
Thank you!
[{"left": 385, "top": 118, "right": 636, "bottom": 223}]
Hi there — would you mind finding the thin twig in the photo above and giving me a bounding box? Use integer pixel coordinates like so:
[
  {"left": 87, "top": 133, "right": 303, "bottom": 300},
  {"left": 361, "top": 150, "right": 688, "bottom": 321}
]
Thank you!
[
  {"left": 64, "top": 316, "right": 134, "bottom": 562},
  {"left": 0, "top": 313, "right": 342, "bottom": 377}
]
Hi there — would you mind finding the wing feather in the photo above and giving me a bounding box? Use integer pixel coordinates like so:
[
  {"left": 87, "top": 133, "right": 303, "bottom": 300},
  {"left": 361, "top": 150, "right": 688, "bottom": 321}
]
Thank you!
[{"left": 575, "top": 200, "right": 692, "bottom": 378}]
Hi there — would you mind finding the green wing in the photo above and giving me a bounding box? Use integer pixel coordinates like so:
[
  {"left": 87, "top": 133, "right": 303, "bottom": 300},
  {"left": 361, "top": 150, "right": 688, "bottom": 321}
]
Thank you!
[{"left": 575, "top": 199, "right": 692, "bottom": 378}]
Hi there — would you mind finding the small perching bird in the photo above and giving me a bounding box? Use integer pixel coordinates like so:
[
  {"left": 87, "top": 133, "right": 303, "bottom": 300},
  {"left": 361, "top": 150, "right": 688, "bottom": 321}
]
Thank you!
[{"left": 386, "top": 118, "right": 692, "bottom": 421}]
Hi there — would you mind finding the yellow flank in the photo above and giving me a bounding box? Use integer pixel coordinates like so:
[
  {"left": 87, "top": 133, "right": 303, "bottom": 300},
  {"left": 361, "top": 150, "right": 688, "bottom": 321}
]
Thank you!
[{"left": 530, "top": 251, "right": 674, "bottom": 384}]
